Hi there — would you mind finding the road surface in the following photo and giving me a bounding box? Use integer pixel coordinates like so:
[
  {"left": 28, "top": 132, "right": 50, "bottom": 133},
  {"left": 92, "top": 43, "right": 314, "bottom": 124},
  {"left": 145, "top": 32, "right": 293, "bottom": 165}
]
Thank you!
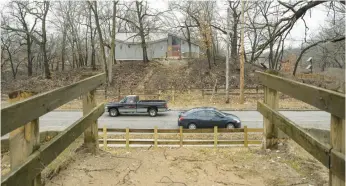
[{"left": 39, "top": 110, "right": 331, "bottom": 132}]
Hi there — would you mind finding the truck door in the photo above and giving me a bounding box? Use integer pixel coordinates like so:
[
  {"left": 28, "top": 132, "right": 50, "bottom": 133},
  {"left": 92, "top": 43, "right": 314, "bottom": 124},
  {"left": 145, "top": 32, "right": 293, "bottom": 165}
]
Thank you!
[{"left": 120, "top": 96, "right": 136, "bottom": 113}]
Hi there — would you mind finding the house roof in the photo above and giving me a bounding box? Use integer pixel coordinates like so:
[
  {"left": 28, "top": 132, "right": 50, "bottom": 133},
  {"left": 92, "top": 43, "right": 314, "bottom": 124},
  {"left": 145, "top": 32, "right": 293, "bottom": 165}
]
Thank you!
[
  {"left": 116, "top": 32, "right": 199, "bottom": 46},
  {"left": 116, "top": 33, "right": 168, "bottom": 44}
]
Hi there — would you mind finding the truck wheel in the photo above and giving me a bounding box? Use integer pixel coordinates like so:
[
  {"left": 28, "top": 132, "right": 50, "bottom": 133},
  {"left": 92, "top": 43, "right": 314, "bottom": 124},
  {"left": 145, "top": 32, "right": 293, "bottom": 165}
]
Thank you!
[
  {"left": 109, "top": 108, "right": 119, "bottom": 117},
  {"left": 148, "top": 108, "right": 157, "bottom": 117}
]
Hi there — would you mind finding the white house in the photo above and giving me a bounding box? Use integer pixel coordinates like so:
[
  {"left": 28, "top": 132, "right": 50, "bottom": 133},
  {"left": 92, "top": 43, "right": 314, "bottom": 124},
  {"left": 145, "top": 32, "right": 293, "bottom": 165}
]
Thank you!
[{"left": 114, "top": 33, "right": 200, "bottom": 60}]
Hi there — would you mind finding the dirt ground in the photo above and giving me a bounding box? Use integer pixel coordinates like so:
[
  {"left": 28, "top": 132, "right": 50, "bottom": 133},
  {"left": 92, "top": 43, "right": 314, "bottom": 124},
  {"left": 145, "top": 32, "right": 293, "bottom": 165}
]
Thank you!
[{"left": 44, "top": 140, "right": 328, "bottom": 186}]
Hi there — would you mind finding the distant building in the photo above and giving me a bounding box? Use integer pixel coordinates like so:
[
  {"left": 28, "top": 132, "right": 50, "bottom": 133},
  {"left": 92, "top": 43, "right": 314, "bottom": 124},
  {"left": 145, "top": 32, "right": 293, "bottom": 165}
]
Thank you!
[{"left": 114, "top": 33, "right": 200, "bottom": 60}]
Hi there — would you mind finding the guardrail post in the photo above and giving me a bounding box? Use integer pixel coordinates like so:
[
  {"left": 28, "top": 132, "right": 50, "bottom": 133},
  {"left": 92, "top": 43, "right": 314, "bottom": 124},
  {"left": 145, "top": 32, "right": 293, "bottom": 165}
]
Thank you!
[
  {"left": 244, "top": 126, "right": 248, "bottom": 147},
  {"left": 126, "top": 128, "right": 129, "bottom": 149},
  {"left": 214, "top": 126, "right": 218, "bottom": 148},
  {"left": 330, "top": 115, "right": 345, "bottom": 186},
  {"left": 8, "top": 91, "right": 41, "bottom": 186},
  {"left": 103, "top": 126, "right": 107, "bottom": 150},
  {"left": 263, "top": 85, "right": 279, "bottom": 149},
  {"left": 154, "top": 126, "right": 158, "bottom": 148},
  {"left": 83, "top": 88, "right": 98, "bottom": 154},
  {"left": 179, "top": 126, "right": 183, "bottom": 147}
]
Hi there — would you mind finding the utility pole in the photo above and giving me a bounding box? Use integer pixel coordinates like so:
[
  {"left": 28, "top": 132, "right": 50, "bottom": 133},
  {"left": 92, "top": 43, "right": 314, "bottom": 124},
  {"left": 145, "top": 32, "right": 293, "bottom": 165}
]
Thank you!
[
  {"left": 225, "top": 7, "right": 230, "bottom": 103},
  {"left": 239, "top": 0, "right": 245, "bottom": 104}
]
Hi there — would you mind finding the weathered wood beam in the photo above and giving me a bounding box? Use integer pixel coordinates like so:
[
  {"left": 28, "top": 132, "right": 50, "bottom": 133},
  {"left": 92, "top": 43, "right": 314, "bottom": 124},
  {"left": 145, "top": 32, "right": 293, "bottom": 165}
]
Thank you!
[
  {"left": 1, "top": 73, "right": 106, "bottom": 136},
  {"left": 256, "top": 71, "right": 345, "bottom": 119},
  {"left": 1, "top": 104, "right": 104, "bottom": 185},
  {"left": 257, "top": 101, "right": 331, "bottom": 167}
]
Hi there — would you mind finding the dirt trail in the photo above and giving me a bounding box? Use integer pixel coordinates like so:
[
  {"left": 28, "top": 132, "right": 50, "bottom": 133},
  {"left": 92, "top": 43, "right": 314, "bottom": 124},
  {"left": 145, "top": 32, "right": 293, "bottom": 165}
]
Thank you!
[{"left": 45, "top": 141, "right": 328, "bottom": 186}]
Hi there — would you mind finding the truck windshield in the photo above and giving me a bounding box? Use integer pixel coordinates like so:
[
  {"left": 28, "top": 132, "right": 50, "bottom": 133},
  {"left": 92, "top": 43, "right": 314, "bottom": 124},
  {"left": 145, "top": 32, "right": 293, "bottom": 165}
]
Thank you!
[{"left": 119, "top": 97, "right": 127, "bottom": 103}]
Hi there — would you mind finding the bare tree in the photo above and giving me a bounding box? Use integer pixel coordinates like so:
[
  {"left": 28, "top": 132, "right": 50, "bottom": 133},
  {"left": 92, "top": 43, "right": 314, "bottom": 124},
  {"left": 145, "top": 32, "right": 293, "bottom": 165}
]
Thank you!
[
  {"left": 109, "top": 1, "right": 118, "bottom": 85},
  {"left": 88, "top": 1, "right": 108, "bottom": 81},
  {"left": 1, "top": 31, "right": 24, "bottom": 79},
  {"left": 3, "top": 1, "right": 52, "bottom": 79},
  {"left": 116, "top": 1, "right": 165, "bottom": 63}
]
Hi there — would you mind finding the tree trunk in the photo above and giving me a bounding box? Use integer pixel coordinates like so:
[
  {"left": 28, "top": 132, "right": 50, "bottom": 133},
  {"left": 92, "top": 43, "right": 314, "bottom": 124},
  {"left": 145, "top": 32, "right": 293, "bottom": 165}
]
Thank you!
[
  {"left": 89, "top": 1, "right": 108, "bottom": 81},
  {"left": 7, "top": 49, "right": 16, "bottom": 79},
  {"left": 42, "top": 1, "right": 51, "bottom": 79},
  {"left": 136, "top": 1, "right": 149, "bottom": 63},
  {"left": 184, "top": 21, "right": 192, "bottom": 58},
  {"left": 140, "top": 32, "right": 149, "bottom": 63},
  {"left": 109, "top": 1, "right": 117, "bottom": 85},
  {"left": 61, "top": 23, "right": 67, "bottom": 71},
  {"left": 89, "top": 5, "right": 96, "bottom": 70},
  {"left": 26, "top": 35, "right": 33, "bottom": 76},
  {"left": 85, "top": 19, "right": 88, "bottom": 67},
  {"left": 230, "top": 20, "right": 238, "bottom": 65}
]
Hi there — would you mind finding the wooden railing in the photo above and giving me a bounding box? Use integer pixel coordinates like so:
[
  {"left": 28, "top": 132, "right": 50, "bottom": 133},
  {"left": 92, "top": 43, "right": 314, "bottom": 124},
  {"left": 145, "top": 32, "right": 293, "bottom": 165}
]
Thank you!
[
  {"left": 98, "top": 126, "right": 263, "bottom": 148},
  {"left": 256, "top": 71, "right": 345, "bottom": 185},
  {"left": 1, "top": 73, "right": 106, "bottom": 186},
  {"left": 98, "top": 86, "right": 264, "bottom": 101}
]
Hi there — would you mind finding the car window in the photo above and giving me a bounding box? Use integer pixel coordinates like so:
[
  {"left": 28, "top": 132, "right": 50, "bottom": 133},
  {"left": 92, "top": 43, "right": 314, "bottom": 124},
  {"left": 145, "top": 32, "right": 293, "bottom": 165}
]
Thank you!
[
  {"left": 204, "top": 110, "right": 218, "bottom": 118},
  {"left": 186, "top": 110, "right": 198, "bottom": 117},
  {"left": 126, "top": 97, "right": 135, "bottom": 103}
]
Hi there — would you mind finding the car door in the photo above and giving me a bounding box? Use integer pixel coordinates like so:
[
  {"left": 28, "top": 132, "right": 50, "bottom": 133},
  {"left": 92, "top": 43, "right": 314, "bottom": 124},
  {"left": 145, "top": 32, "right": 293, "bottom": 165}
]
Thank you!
[
  {"left": 212, "top": 111, "right": 226, "bottom": 128},
  {"left": 122, "top": 96, "right": 136, "bottom": 113},
  {"left": 201, "top": 110, "right": 224, "bottom": 128},
  {"left": 197, "top": 110, "right": 215, "bottom": 128}
]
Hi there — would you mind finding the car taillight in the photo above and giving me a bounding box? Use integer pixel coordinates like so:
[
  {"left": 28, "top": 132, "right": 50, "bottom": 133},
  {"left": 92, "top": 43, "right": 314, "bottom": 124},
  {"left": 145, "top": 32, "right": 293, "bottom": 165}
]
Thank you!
[{"left": 179, "top": 117, "right": 184, "bottom": 121}]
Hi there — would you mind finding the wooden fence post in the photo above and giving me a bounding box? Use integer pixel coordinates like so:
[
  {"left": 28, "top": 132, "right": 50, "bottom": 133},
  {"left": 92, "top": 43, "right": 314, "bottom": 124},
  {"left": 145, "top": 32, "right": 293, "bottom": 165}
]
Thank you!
[
  {"left": 214, "top": 126, "right": 218, "bottom": 148},
  {"left": 330, "top": 115, "right": 345, "bottom": 186},
  {"left": 8, "top": 91, "right": 41, "bottom": 186},
  {"left": 244, "top": 126, "right": 248, "bottom": 147},
  {"left": 202, "top": 89, "right": 205, "bottom": 98},
  {"left": 83, "top": 88, "right": 98, "bottom": 154},
  {"left": 172, "top": 87, "right": 175, "bottom": 103},
  {"left": 263, "top": 86, "right": 279, "bottom": 149},
  {"left": 179, "top": 126, "right": 183, "bottom": 147},
  {"left": 118, "top": 86, "right": 121, "bottom": 101},
  {"left": 103, "top": 126, "right": 107, "bottom": 150},
  {"left": 158, "top": 89, "right": 162, "bottom": 100},
  {"left": 126, "top": 128, "right": 129, "bottom": 149},
  {"left": 154, "top": 126, "right": 158, "bottom": 148}
]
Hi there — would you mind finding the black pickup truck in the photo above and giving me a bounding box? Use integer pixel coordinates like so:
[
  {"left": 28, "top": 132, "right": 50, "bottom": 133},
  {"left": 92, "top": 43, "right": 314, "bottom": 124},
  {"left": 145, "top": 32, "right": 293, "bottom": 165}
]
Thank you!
[{"left": 105, "top": 95, "right": 168, "bottom": 117}]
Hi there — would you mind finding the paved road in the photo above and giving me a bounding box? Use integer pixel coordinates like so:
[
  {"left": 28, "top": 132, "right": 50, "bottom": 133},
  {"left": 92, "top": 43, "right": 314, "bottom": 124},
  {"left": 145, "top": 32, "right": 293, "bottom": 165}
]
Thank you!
[{"left": 38, "top": 110, "right": 331, "bottom": 132}]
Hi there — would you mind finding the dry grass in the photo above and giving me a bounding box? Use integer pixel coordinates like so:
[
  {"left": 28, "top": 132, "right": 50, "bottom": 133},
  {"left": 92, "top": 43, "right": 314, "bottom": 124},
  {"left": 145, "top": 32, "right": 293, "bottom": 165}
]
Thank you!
[
  {"left": 56, "top": 90, "right": 316, "bottom": 111},
  {"left": 45, "top": 140, "right": 328, "bottom": 186}
]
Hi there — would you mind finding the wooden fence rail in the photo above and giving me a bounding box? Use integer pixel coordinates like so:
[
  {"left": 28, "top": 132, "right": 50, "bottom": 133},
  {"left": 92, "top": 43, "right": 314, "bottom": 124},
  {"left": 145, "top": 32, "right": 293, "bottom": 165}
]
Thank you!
[
  {"left": 98, "top": 126, "right": 263, "bottom": 148},
  {"left": 98, "top": 86, "right": 264, "bottom": 100},
  {"left": 1, "top": 73, "right": 106, "bottom": 186},
  {"left": 257, "top": 71, "right": 345, "bottom": 185}
]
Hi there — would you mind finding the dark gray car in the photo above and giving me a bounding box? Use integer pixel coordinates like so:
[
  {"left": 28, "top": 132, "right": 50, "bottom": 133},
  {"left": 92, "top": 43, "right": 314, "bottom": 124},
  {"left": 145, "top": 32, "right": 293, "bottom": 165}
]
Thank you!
[
  {"left": 105, "top": 95, "right": 168, "bottom": 117},
  {"left": 178, "top": 107, "right": 241, "bottom": 129}
]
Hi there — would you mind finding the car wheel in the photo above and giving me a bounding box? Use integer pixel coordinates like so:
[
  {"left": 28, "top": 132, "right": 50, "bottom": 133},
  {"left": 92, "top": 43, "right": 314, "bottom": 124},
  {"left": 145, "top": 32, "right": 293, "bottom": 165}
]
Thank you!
[
  {"left": 188, "top": 123, "right": 197, "bottom": 129},
  {"left": 109, "top": 108, "right": 119, "bottom": 117},
  {"left": 226, "top": 123, "right": 235, "bottom": 129},
  {"left": 148, "top": 108, "right": 157, "bottom": 117}
]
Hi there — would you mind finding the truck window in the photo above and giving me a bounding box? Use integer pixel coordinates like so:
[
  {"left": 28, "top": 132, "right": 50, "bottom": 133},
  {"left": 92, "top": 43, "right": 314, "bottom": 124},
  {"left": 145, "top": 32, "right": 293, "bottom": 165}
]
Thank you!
[{"left": 126, "top": 96, "right": 135, "bottom": 103}]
